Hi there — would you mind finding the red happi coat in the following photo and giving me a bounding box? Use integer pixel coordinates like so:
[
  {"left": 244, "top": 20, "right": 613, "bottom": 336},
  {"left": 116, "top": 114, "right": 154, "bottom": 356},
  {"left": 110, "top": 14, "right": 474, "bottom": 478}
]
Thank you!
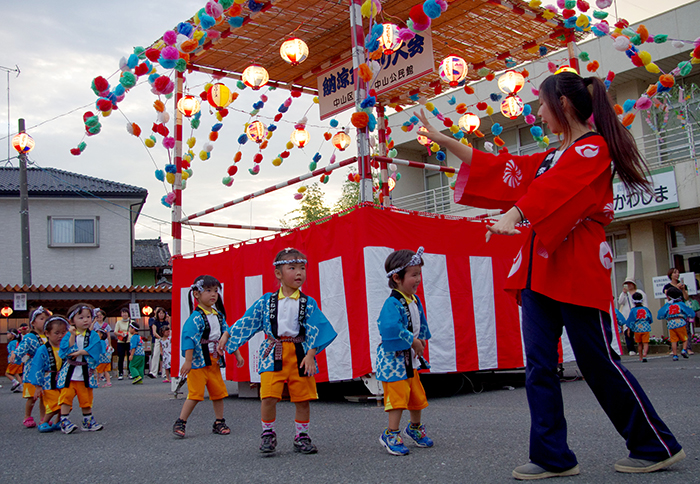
[{"left": 455, "top": 134, "right": 615, "bottom": 313}]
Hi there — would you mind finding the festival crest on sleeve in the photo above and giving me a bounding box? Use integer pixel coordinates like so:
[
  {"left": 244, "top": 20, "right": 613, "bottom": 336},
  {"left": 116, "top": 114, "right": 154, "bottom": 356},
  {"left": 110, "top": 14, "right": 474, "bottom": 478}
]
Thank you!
[{"left": 503, "top": 159, "right": 523, "bottom": 188}]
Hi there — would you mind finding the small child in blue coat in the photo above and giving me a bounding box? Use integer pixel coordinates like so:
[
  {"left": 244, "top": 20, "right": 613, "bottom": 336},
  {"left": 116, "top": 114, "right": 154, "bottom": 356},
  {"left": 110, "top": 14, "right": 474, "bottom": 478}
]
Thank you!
[
  {"left": 626, "top": 292, "right": 652, "bottom": 362},
  {"left": 657, "top": 286, "right": 695, "bottom": 361},
  {"left": 376, "top": 247, "right": 433, "bottom": 456}
]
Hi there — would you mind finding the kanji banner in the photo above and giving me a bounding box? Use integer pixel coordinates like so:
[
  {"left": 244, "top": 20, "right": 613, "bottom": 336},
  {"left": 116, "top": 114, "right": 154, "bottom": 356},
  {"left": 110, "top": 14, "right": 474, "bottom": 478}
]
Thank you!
[
  {"left": 172, "top": 206, "right": 529, "bottom": 383},
  {"left": 613, "top": 166, "right": 678, "bottom": 217}
]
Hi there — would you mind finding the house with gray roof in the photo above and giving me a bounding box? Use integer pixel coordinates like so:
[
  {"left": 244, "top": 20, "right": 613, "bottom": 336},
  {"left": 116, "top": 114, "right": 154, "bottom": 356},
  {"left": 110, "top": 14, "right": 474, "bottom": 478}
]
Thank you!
[{"left": 133, "top": 237, "right": 172, "bottom": 287}]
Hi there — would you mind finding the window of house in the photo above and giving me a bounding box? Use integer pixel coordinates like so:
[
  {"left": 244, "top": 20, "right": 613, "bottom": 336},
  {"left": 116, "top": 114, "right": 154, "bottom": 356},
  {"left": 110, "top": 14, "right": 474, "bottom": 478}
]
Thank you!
[
  {"left": 668, "top": 221, "right": 700, "bottom": 274},
  {"left": 607, "top": 231, "right": 629, "bottom": 298},
  {"left": 48, "top": 217, "right": 99, "bottom": 247}
]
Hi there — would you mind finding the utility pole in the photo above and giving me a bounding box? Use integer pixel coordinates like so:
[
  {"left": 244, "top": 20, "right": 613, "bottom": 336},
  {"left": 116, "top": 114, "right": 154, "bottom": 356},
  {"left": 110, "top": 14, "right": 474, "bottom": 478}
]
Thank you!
[{"left": 12, "top": 118, "right": 32, "bottom": 286}]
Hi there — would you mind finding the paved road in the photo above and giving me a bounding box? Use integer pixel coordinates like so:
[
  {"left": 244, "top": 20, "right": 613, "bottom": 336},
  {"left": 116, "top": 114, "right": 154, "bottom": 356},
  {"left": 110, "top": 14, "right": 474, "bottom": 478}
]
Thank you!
[{"left": 1, "top": 354, "right": 697, "bottom": 483}]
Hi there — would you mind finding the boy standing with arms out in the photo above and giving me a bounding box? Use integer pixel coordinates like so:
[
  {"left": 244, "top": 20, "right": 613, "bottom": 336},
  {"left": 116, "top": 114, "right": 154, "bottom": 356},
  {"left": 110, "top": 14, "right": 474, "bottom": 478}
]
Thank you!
[{"left": 377, "top": 247, "right": 433, "bottom": 456}]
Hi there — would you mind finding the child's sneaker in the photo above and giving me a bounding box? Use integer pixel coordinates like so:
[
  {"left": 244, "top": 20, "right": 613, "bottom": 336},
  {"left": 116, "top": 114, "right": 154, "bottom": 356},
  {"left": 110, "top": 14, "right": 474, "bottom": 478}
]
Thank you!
[
  {"left": 259, "top": 430, "right": 277, "bottom": 453},
  {"left": 132, "top": 376, "right": 143, "bottom": 384},
  {"left": 380, "top": 429, "right": 409, "bottom": 456},
  {"left": 51, "top": 422, "right": 62, "bottom": 431},
  {"left": 23, "top": 416, "right": 36, "bottom": 428},
  {"left": 82, "top": 415, "right": 104, "bottom": 431},
  {"left": 38, "top": 422, "right": 54, "bottom": 433},
  {"left": 118, "top": 374, "right": 123, "bottom": 380},
  {"left": 404, "top": 422, "right": 434, "bottom": 447},
  {"left": 293, "top": 433, "right": 318, "bottom": 454},
  {"left": 673, "top": 355, "right": 679, "bottom": 361},
  {"left": 61, "top": 418, "right": 77, "bottom": 434},
  {"left": 681, "top": 349, "right": 689, "bottom": 359},
  {"left": 10, "top": 380, "right": 20, "bottom": 392},
  {"left": 173, "top": 418, "right": 186, "bottom": 438}
]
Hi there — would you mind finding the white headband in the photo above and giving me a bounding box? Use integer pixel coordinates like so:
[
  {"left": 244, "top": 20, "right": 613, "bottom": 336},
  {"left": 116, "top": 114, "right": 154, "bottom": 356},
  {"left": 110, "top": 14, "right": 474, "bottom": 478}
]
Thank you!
[
  {"left": 273, "top": 258, "right": 307, "bottom": 267},
  {"left": 68, "top": 305, "right": 90, "bottom": 321},
  {"left": 386, "top": 247, "right": 425, "bottom": 278},
  {"left": 191, "top": 279, "right": 205, "bottom": 292},
  {"left": 29, "top": 306, "right": 46, "bottom": 324},
  {"left": 44, "top": 315, "right": 70, "bottom": 332}
]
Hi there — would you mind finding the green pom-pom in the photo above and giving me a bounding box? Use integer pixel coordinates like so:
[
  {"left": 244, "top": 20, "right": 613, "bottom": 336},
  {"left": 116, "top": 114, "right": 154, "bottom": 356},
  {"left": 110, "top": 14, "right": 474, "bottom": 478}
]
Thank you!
[
  {"left": 564, "top": 0, "right": 576, "bottom": 8},
  {"left": 165, "top": 92, "right": 173, "bottom": 99},
  {"left": 119, "top": 71, "right": 136, "bottom": 88},
  {"left": 388, "top": 148, "right": 398, "bottom": 158},
  {"left": 88, "top": 125, "right": 101, "bottom": 135},
  {"left": 477, "top": 67, "right": 490, "bottom": 77},
  {"left": 654, "top": 34, "right": 668, "bottom": 44},
  {"left": 78, "top": 142, "right": 87, "bottom": 151},
  {"left": 622, "top": 27, "right": 636, "bottom": 37},
  {"left": 237, "top": 80, "right": 246, "bottom": 89},
  {"left": 219, "top": 0, "right": 234, "bottom": 8},
  {"left": 134, "top": 46, "right": 146, "bottom": 60},
  {"left": 175, "top": 58, "right": 188, "bottom": 73},
  {"left": 250, "top": 109, "right": 260, "bottom": 116},
  {"left": 679, "top": 61, "right": 692, "bottom": 76},
  {"left": 578, "top": 52, "right": 590, "bottom": 62},
  {"left": 630, "top": 34, "right": 642, "bottom": 46},
  {"left": 85, "top": 115, "right": 100, "bottom": 127},
  {"left": 395, "top": 172, "right": 401, "bottom": 181},
  {"left": 321, "top": 176, "right": 329, "bottom": 184},
  {"left": 309, "top": 161, "right": 317, "bottom": 171},
  {"left": 593, "top": 10, "right": 608, "bottom": 19},
  {"left": 191, "top": 119, "right": 201, "bottom": 129}
]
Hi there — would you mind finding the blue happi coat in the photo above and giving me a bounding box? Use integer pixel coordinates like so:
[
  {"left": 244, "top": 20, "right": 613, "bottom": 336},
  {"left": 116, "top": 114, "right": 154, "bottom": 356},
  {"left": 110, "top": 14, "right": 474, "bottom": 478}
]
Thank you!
[
  {"left": 626, "top": 306, "right": 653, "bottom": 333},
  {"left": 180, "top": 309, "right": 227, "bottom": 369},
  {"left": 657, "top": 300, "right": 695, "bottom": 330},
  {"left": 130, "top": 334, "right": 145, "bottom": 356},
  {"left": 225, "top": 292, "right": 337, "bottom": 375},
  {"left": 7, "top": 340, "right": 18, "bottom": 363},
  {"left": 98, "top": 340, "right": 113, "bottom": 364},
  {"left": 28, "top": 343, "right": 62, "bottom": 390},
  {"left": 56, "top": 331, "right": 103, "bottom": 389},
  {"left": 376, "top": 295, "right": 431, "bottom": 382},
  {"left": 13, "top": 332, "right": 45, "bottom": 378}
]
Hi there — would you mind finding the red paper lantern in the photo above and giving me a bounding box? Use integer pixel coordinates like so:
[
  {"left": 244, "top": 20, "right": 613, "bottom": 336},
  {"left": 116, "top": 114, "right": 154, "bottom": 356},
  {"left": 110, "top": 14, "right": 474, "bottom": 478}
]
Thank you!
[
  {"left": 242, "top": 65, "right": 269, "bottom": 90},
  {"left": 177, "top": 95, "right": 201, "bottom": 117},
  {"left": 207, "top": 83, "right": 232, "bottom": 108},
  {"left": 458, "top": 113, "right": 481, "bottom": 134},
  {"left": 331, "top": 131, "right": 351, "bottom": 151},
  {"left": 280, "top": 38, "right": 309, "bottom": 66}
]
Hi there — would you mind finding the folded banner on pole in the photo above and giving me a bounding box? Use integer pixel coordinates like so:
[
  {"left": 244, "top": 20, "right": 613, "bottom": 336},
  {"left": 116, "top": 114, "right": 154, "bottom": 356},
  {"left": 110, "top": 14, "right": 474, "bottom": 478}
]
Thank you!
[{"left": 172, "top": 205, "right": 529, "bottom": 383}]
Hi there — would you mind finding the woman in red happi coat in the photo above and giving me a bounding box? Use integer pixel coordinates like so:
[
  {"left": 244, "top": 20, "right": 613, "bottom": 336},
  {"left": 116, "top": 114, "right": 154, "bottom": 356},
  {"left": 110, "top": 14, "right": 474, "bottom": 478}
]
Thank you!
[{"left": 416, "top": 71, "right": 683, "bottom": 480}]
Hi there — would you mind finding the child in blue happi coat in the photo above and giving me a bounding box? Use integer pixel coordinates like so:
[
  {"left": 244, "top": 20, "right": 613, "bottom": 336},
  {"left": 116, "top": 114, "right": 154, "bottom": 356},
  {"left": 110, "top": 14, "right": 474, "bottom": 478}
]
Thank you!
[
  {"left": 658, "top": 286, "right": 695, "bottom": 361},
  {"left": 57, "top": 304, "right": 104, "bottom": 434},
  {"left": 626, "top": 292, "right": 653, "bottom": 362},
  {"left": 376, "top": 247, "right": 433, "bottom": 456},
  {"left": 28, "top": 315, "right": 69, "bottom": 432},
  {"left": 129, "top": 322, "right": 146, "bottom": 384},
  {"left": 5, "top": 329, "right": 23, "bottom": 393},
  {"left": 173, "top": 275, "right": 243, "bottom": 439},
  {"left": 220, "top": 248, "right": 337, "bottom": 455}
]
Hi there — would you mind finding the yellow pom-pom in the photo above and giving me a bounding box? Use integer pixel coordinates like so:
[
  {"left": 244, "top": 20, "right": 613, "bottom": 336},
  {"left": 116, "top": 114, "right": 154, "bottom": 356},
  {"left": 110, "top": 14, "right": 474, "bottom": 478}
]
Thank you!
[
  {"left": 691, "top": 56, "right": 700, "bottom": 65},
  {"left": 166, "top": 172, "right": 175, "bottom": 184},
  {"left": 529, "top": 0, "right": 541, "bottom": 7},
  {"left": 193, "top": 30, "right": 205, "bottom": 41},
  {"left": 638, "top": 51, "right": 652, "bottom": 66},
  {"left": 199, "top": 150, "right": 208, "bottom": 161},
  {"left": 430, "top": 142, "right": 440, "bottom": 153},
  {"left": 449, "top": 125, "right": 460, "bottom": 134},
  {"left": 181, "top": 171, "right": 190, "bottom": 180},
  {"left": 272, "top": 157, "right": 282, "bottom": 166},
  {"left": 486, "top": 106, "right": 494, "bottom": 116},
  {"left": 527, "top": 46, "right": 539, "bottom": 54},
  {"left": 102, "top": 109, "right": 112, "bottom": 117},
  {"left": 144, "top": 137, "right": 155, "bottom": 148},
  {"left": 460, "top": 138, "right": 469, "bottom": 145},
  {"left": 266, "top": 131, "right": 274, "bottom": 140},
  {"left": 216, "top": 112, "right": 223, "bottom": 122},
  {"left": 204, "top": 82, "right": 213, "bottom": 92},
  {"left": 542, "top": 136, "right": 549, "bottom": 145},
  {"left": 445, "top": 171, "right": 454, "bottom": 178},
  {"left": 286, "top": 141, "right": 294, "bottom": 149},
  {"left": 298, "top": 186, "right": 307, "bottom": 193},
  {"left": 425, "top": 102, "right": 435, "bottom": 112},
  {"left": 361, "top": 0, "right": 378, "bottom": 18},
  {"left": 153, "top": 40, "right": 166, "bottom": 50},
  {"left": 576, "top": 14, "right": 589, "bottom": 29},
  {"left": 187, "top": 137, "right": 196, "bottom": 148},
  {"left": 313, "top": 96, "right": 319, "bottom": 104},
  {"left": 645, "top": 62, "right": 660, "bottom": 73},
  {"left": 542, "top": 10, "right": 556, "bottom": 20}
]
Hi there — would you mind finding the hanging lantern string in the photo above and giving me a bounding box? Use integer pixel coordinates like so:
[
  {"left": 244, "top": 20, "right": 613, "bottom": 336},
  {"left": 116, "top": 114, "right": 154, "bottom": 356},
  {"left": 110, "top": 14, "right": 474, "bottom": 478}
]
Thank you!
[{"left": 249, "top": 7, "right": 308, "bottom": 65}]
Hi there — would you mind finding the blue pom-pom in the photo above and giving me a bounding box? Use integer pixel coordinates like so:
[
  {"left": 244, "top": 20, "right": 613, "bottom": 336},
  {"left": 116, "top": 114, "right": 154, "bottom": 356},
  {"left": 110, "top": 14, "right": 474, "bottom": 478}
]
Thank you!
[
  {"left": 106, "top": 92, "right": 117, "bottom": 103},
  {"left": 165, "top": 164, "right": 176, "bottom": 174},
  {"left": 530, "top": 126, "right": 543, "bottom": 138},
  {"left": 431, "top": 108, "right": 439, "bottom": 116},
  {"left": 228, "top": 17, "right": 245, "bottom": 28},
  {"left": 371, "top": 24, "right": 384, "bottom": 37},
  {"left": 490, "top": 93, "right": 502, "bottom": 102},
  {"left": 409, "top": 94, "right": 420, "bottom": 102},
  {"left": 592, "top": 26, "right": 606, "bottom": 37},
  {"left": 360, "top": 96, "right": 377, "bottom": 108},
  {"left": 564, "top": 17, "right": 576, "bottom": 29},
  {"left": 253, "top": 101, "right": 264, "bottom": 109},
  {"left": 212, "top": 123, "right": 223, "bottom": 132},
  {"left": 199, "top": 13, "right": 216, "bottom": 30},
  {"left": 539, "top": 46, "right": 548, "bottom": 56},
  {"left": 523, "top": 105, "right": 532, "bottom": 116},
  {"left": 113, "top": 84, "right": 126, "bottom": 96},
  {"left": 622, "top": 99, "right": 636, "bottom": 113},
  {"left": 423, "top": 0, "right": 442, "bottom": 19},
  {"left": 148, "top": 73, "right": 160, "bottom": 84},
  {"left": 161, "top": 195, "right": 172, "bottom": 208},
  {"left": 268, "top": 124, "right": 277, "bottom": 132},
  {"left": 505, "top": 58, "right": 517, "bottom": 68},
  {"left": 453, "top": 130, "right": 464, "bottom": 139},
  {"left": 178, "top": 22, "right": 194, "bottom": 38},
  {"left": 330, "top": 119, "right": 339, "bottom": 128},
  {"left": 278, "top": 105, "right": 289, "bottom": 113},
  {"left": 447, "top": 96, "right": 456, "bottom": 106},
  {"left": 365, "top": 37, "right": 380, "bottom": 52},
  {"left": 158, "top": 56, "right": 176, "bottom": 69},
  {"left": 409, "top": 116, "right": 419, "bottom": 125},
  {"left": 491, "top": 123, "right": 503, "bottom": 136},
  {"left": 194, "top": 111, "right": 201, "bottom": 120},
  {"left": 436, "top": 151, "right": 446, "bottom": 162},
  {"left": 127, "top": 54, "right": 139, "bottom": 69},
  {"left": 313, "top": 152, "right": 322, "bottom": 162},
  {"left": 368, "top": 113, "right": 377, "bottom": 132},
  {"left": 237, "top": 134, "right": 248, "bottom": 144},
  {"left": 155, "top": 169, "right": 165, "bottom": 181},
  {"left": 248, "top": 0, "right": 264, "bottom": 12},
  {"left": 604, "top": 79, "right": 611, "bottom": 90}
]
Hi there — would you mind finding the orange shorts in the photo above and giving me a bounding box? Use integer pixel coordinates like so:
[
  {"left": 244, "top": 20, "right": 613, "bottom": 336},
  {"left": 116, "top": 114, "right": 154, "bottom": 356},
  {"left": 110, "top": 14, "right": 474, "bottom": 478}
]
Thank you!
[
  {"left": 187, "top": 363, "right": 228, "bottom": 401},
  {"left": 382, "top": 374, "right": 429, "bottom": 412},
  {"left": 23, "top": 382, "right": 37, "bottom": 399},
  {"left": 260, "top": 342, "right": 317, "bottom": 402},
  {"left": 59, "top": 381, "right": 94, "bottom": 409},
  {"left": 96, "top": 362, "right": 111, "bottom": 373},
  {"left": 43, "top": 389, "right": 61, "bottom": 413},
  {"left": 7, "top": 363, "right": 23, "bottom": 375},
  {"left": 634, "top": 332, "right": 650, "bottom": 343},
  {"left": 669, "top": 327, "right": 688, "bottom": 343}
]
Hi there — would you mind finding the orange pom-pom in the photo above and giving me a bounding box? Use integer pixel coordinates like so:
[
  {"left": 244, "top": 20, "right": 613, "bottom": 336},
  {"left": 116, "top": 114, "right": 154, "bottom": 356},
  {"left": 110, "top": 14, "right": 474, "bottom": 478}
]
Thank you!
[
  {"left": 622, "top": 113, "right": 635, "bottom": 126},
  {"left": 464, "top": 85, "right": 475, "bottom": 95},
  {"left": 359, "top": 63, "right": 373, "bottom": 83},
  {"left": 131, "top": 123, "right": 141, "bottom": 137},
  {"left": 227, "top": 4, "right": 242, "bottom": 16},
  {"left": 180, "top": 39, "right": 199, "bottom": 53},
  {"left": 351, "top": 111, "right": 370, "bottom": 129},
  {"left": 485, "top": 72, "right": 495, "bottom": 81},
  {"left": 646, "top": 84, "right": 657, "bottom": 96},
  {"left": 230, "top": 92, "right": 239, "bottom": 102},
  {"left": 521, "top": 69, "right": 529, "bottom": 78},
  {"left": 474, "top": 129, "right": 485, "bottom": 138},
  {"left": 636, "top": 24, "right": 649, "bottom": 43},
  {"left": 493, "top": 136, "right": 505, "bottom": 147},
  {"left": 369, "top": 48, "right": 383, "bottom": 60},
  {"left": 234, "top": 151, "right": 242, "bottom": 162},
  {"left": 153, "top": 100, "right": 165, "bottom": 112},
  {"left": 659, "top": 74, "right": 675, "bottom": 88},
  {"left": 353, "top": 174, "right": 361, "bottom": 182},
  {"left": 324, "top": 132, "right": 332, "bottom": 141},
  {"left": 614, "top": 104, "right": 623, "bottom": 115},
  {"left": 387, "top": 140, "right": 395, "bottom": 149},
  {"left": 456, "top": 103, "right": 467, "bottom": 114},
  {"left": 586, "top": 61, "right": 599, "bottom": 72},
  {"left": 260, "top": 140, "right": 268, "bottom": 150},
  {"left": 209, "top": 131, "right": 218, "bottom": 141}
]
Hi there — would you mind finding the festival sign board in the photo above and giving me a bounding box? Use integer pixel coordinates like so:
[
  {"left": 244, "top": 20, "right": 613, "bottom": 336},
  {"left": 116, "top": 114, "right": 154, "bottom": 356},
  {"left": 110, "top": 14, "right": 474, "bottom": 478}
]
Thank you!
[
  {"left": 317, "top": 30, "right": 435, "bottom": 120},
  {"left": 652, "top": 272, "right": 697, "bottom": 298},
  {"left": 613, "top": 166, "right": 678, "bottom": 218}
]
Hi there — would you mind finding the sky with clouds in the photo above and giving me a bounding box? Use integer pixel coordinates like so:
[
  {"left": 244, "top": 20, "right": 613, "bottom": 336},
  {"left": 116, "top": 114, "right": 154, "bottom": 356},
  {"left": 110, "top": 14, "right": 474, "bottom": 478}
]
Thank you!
[{"left": 0, "top": 0, "right": 695, "bottom": 255}]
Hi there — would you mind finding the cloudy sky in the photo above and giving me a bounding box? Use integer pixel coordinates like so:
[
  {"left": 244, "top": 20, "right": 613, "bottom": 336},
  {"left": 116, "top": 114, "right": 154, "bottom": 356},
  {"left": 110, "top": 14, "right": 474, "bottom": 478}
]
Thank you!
[{"left": 0, "top": 0, "right": 695, "bottom": 255}]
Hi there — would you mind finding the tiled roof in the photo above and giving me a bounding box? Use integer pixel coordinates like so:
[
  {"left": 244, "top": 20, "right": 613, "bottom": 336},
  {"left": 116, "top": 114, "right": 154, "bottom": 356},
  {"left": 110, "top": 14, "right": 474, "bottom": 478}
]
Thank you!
[
  {"left": 0, "top": 284, "right": 170, "bottom": 293},
  {"left": 0, "top": 167, "right": 147, "bottom": 199},
  {"left": 133, "top": 238, "right": 172, "bottom": 268}
]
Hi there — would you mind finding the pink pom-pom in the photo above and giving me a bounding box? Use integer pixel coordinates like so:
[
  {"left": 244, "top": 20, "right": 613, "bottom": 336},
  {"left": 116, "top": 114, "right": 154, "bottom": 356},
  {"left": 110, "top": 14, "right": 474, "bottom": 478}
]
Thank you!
[
  {"left": 594, "top": 22, "right": 610, "bottom": 35},
  {"left": 436, "top": 113, "right": 445, "bottom": 122},
  {"left": 251, "top": 165, "right": 260, "bottom": 174},
  {"left": 544, "top": 4, "right": 559, "bottom": 13},
  {"left": 596, "top": 0, "right": 612, "bottom": 8},
  {"left": 525, "top": 114, "right": 537, "bottom": 124},
  {"left": 556, "top": 0, "right": 566, "bottom": 8},
  {"left": 284, "top": 98, "right": 293, "bottom": 107},
  {"left": 548, "top": 62, "right": 557, "bottom": 73},
  {"left": 162, "top": 46, "right": 180, "bottom": 60},
  {"left": 165, "top": 192, "right": 176, "bottom": 204},
  {"left": 261, "top": 95, "right": 268, "bottom": 102},
  {"left": 206, "top": 29, "right": 221, "bottom": 41},
  {"left": 206, "top": 0, "right": 224, "bottom": 17},
  {"left": 329, "top": 153, "right": 336, "bottom": 164},
  {"left": 531, "top": 87, "right": 540, "bottom": 96},
  {"left": 163, "top": 30, "right": 177, "bottom": 46},
  {"left": 163, "top": 137, "right": 175, "bottom": 149},
  {"left": 635, "top": 96, "right": 652, "bottom": 110},
  {"left": 436, "top": 0, "right": 448, "bottom": 12},
  {"left": 294, "top": 193, "right": 304, "bottom": 200},
  {"left": 397, "top": 28, "right": 415, "bottom": 42}
]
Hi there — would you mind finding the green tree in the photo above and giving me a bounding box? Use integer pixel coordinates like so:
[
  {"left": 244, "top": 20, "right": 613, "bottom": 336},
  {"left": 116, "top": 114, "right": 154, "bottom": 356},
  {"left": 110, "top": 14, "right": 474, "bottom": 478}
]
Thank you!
[{"left": 280, "top": 183, "right": 332, "bottom": 228}]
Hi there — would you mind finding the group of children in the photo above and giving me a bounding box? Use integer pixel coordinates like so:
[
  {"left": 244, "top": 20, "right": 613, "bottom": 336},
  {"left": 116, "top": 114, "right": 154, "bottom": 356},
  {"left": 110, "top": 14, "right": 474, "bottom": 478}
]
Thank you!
[
  {"left": 174, "top": 246, "right": 433, "bottom": 457},
  {"left": 618, "top": 286, "right": 695, "bottom": 361},
  {"left": 6, "top": 304, "right": 173, "bottom": 433}
]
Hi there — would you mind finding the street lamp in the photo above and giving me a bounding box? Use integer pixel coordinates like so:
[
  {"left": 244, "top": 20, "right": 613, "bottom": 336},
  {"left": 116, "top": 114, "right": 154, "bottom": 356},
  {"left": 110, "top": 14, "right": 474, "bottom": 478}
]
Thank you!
[
  {"left": 12, "top": 119, "right": 32, "bottom": 286},
  {"left": 1, "top": 306, "right": 12, "bottom": 318}
]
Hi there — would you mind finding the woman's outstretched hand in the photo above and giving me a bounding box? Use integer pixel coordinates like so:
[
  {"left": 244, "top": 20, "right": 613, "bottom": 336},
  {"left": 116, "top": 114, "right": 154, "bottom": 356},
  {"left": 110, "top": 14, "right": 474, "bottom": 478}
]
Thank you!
[
  {"left": 485, "top": 206, "right": 522, "bottom": 243},
  {"left": 413, "top": 108, "right": 441, "bottom": 138}
]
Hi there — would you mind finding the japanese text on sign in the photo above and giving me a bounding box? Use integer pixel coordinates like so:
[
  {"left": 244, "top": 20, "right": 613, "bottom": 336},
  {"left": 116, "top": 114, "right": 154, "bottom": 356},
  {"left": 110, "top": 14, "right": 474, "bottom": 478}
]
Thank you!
[{"left": 613, "top": 166, "right": 678, "bottom": 218}]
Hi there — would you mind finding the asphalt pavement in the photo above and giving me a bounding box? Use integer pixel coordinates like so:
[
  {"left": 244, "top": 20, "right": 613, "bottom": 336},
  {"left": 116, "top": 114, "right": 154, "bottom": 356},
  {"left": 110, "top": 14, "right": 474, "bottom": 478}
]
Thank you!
[{"left": 1, "top": 354, "right": 697, "bottom": 483}]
